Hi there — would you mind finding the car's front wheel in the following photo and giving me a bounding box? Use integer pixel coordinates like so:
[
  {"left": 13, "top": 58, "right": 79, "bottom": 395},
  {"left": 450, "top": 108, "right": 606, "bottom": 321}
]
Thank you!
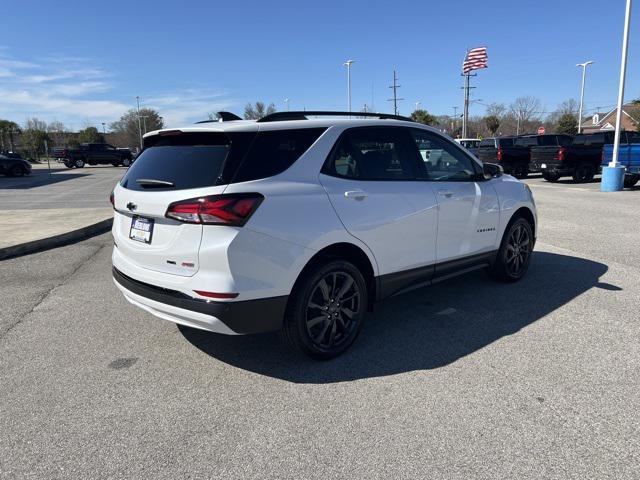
[
  {"left": 74, "top": 158, "right": 85, "bottom": 168},
  {"left": 283, "top": 260, "right": 367, "bottom": 360},
  {"left": 488, "top": 217, "right": 534, "bottom": 282},
  {"left": 9, "top": 165, "right": 26, "bottom": 177},
  {"left": 542, "top": 171, "right": 560, "bottom": 182},
  {"left": 122, "top": 158, "right": 131, "bottom": 167}
]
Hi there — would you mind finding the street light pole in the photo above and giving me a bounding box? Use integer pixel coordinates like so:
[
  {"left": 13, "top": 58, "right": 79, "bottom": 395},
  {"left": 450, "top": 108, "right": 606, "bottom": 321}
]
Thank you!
[
  {"left": 284, "top": 98, "right": 290, "bottom": 111},
  {"left": 576, "top": 61, "right": 594, "bottom": 134},
  {"left": 414, "top": 101, "right": 421, "bottom": 111},
  {"left": 343, "top": 60, "right": 355, "bottom": 113},
  {"left": 602, "top": 0, "right": 632, "bottom": 192},
  {"left": 136, "top": 96, "right": 143, "bottom": 151},
  {"left": 101, "top": 122, "right": 106, "bottom": 135}
]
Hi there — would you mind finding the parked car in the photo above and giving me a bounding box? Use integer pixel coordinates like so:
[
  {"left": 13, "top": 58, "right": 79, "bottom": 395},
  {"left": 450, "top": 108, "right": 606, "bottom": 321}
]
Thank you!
[
  {"left": 530, "top": 132, "right": 610, "bottom": 183},
  {"left": 58, "top": 143, "right": 134, "bottom": 168},
  {"left": 455, "top": 138, "right": 480, "bottom": 156},
  {"left": 111, "top": 111, "right": 537, "bottom": 359},
  {"left": 602, "top": 135, "right": 640, "bottom": 188},
  {"left": 0, "top": 154, "right": 32, "bottom": 177},
  {"left": 477, "top": 136, "right": 530, "bottom": 177}
]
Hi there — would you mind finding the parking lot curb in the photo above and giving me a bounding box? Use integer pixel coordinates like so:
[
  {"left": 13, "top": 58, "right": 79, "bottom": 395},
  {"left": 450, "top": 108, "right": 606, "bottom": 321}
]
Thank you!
[{"left": 0, "top": 217, "right": 113, "bottom": 261}]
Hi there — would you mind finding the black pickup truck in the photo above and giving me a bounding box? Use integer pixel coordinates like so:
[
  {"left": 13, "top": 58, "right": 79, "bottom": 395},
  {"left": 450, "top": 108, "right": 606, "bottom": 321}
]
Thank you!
[
  {"left": 477, "top": 137, "right": 529, "bottom": 177},
  {"left": 58, "top": 143, "right": 134, "bottom": 168},
  {"left": 532, "top": 131, "right": 640, "bottom": 183}
]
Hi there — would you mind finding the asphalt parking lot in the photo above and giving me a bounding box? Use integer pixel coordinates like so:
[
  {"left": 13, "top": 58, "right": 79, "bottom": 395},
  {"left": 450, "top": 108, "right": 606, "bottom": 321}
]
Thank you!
[{"left": 1, "top": 176, "right": 639, "bottom": 479}]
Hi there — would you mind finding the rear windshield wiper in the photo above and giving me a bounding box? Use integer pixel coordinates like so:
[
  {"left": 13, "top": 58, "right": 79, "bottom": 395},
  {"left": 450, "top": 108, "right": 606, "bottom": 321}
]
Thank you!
[{"left": 136, "top": 178, "right": 175, "bottom": 188}]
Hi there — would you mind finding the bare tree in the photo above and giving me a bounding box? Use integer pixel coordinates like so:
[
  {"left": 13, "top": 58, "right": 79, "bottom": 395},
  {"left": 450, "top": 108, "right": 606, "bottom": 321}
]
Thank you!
[
  {"left": 109, "top": 108, "right": 164, "bottom": 149},
  {"left": 47, "top": 121, "right": 68, "bottom": 148},
  {"left": 244, "top": 102, "right": 276, "bottom": 120},
  {"left": 486, "top": 102, "right": 507, "bottom": 119},
  {"left": 547, "top": 99, "right": 579, "bottom": 131},
  {"left": 509, "top": 96, "right": 543, "bottom": 135}
]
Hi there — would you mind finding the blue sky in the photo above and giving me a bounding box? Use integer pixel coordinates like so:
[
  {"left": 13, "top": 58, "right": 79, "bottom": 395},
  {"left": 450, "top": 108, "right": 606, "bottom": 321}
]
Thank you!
[{"left": 2, "top": 0, "right": 639, "bottom": 130}]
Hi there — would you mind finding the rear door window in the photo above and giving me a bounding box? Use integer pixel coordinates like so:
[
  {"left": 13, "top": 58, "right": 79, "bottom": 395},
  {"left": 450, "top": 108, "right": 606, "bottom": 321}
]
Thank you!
[{"left": 324, "top": 127, "right": 419, "bottom": 180}]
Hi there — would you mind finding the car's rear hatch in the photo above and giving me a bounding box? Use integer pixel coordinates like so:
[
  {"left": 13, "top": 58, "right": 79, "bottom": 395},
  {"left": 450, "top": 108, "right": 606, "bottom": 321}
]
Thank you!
[{"left": 112, "top": 130, "right": 254, "bottom": 277}]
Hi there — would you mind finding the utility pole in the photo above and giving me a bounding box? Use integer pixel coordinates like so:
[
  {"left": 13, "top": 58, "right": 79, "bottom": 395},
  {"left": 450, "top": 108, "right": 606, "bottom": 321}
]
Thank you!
[
  {"left": 284, "top": 98, "right": 290, "bottom": 111},
  {"left": 387, "top": 70, "right": 404, "bottom": 115},
  {"left": 461, "top": 73, "right": 476, "bottom": 138},
  {"left": 101, "top": 122, "right": 106, "bottom": 135},
  {"left": 136, "top": 96, "right": 143, "bottom": 151}
]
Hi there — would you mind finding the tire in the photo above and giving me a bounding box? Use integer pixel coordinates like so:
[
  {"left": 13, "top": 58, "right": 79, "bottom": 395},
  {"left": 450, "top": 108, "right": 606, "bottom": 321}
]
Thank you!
[
  {"left": 282, "top": 259, "right": 368, "bottom": 360},
  {"left": 572, "top": 163, "right": 595, "bottom": 183},
  {"left": 513, "top": 164, "right": 528, "bottom": 179},
  {"left": 9, "top": 165, "right": 25, "bottom": 177},
  {"left": 64, "top": 161, "right": 74, "bottom": 169},
  {"left": 111, "top": 162, "right": 120, "bottom": 167},
  {"left": 488, "top": 217, "right": 534, "bottom": 283},
  {"left": 122, "top": 158, "right": 131, "bottom": 167},
  {"left": 74, "top": 158, "right": 85, "bottom": 168},
  {"left": 623, "top": 174, "right": 639, "bottom": 188},
  {"left": 542, "top": 172, "right": 560, "bottom": 182}
]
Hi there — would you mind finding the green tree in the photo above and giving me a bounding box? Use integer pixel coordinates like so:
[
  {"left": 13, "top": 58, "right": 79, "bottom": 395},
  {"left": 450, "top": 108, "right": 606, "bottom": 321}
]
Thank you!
[
  {"left": 0, "top": 119, "right": 21, "bottom": 152},
  {"left": 77, "top": 126, "right": 105, "bottom": 144},
  {"left": 109, "top": 108, "right": 164, "bottom": 149},
  {"left": 21, "top": 118, "right": 49, "bottom": 159},
  {"left": 244, "top": 101, "right": 276, "bottom": 120},
  {"left": 484, "top": 115, "right": 500, "bottom": 135},
  {"left": 410, "top": 109, "right": 437, "bottom": 126},
  {"left": 555, "top": 113, "right": 578, "bottom": 135}
]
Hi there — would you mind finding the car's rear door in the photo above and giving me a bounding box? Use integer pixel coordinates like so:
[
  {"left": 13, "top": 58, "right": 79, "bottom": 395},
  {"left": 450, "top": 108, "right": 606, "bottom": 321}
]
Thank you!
[{"left": 319, "top": 126, "right": 438, "bottom": 278}]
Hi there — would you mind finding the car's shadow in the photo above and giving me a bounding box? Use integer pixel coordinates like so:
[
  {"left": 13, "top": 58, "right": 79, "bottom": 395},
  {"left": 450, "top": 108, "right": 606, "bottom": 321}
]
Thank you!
[
  {"left": 179, "top": 252, "right": 614, "bottom": 384},
  {"left": 1, "top": 169, "right": 90, "bottom": 189}
]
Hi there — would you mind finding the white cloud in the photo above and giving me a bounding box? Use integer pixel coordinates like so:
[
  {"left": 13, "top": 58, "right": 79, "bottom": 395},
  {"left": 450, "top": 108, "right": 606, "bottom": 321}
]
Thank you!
[{"left": 0, "top": 50, "right": 235, "bottom": 130}]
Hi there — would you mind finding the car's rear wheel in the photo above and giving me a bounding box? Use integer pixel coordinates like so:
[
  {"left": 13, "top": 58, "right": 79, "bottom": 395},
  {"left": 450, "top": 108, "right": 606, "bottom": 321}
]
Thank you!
[
  {"left": 623, "top": 174, "right": 639, "bottom": 188},
  {"left": 283, "top": 260, "right": 367, "bottom": 360},
  {"left": 122, "top": 158, "right": 131, "bottom": 167},
  {"left": 9, "top": 165, "right": 25, "bottom": 177},
  {"left": 572, "top": 164, "right": 595, "bottom": 183},
  {"left": 513, "top": 164, "right": 528, "bottom": 179},
  {"left": 488, "top": 217, "right": 534, "bottom": 283},
  {"left": 542, "top": 171, "right": 560, "bottom": 182}
]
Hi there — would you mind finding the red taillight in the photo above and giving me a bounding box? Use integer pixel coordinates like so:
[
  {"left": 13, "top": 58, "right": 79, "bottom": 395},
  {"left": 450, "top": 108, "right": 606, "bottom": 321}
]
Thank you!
[
  {"left": 558, "top": 147, "right": 567, "bottom": 161},
  {"left": 496, "top": 148, "right": 503, "bottom": 161},
  {"left": 193, "top": 290, "right": 239, "bottom": 299},
  {"left": 166, "top": 193, "right": 264, "bottom": 226},
  {"left": 109, "top": 190, "right": 114, "bottom": 208}
]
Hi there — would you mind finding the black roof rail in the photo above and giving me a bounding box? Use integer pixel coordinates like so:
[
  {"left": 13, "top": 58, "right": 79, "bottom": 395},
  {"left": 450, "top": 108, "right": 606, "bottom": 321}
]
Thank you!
[
  {"left": 195, "top": 111, "right": 243, "bottom": 124},
  {"left": 256, "top": 111, "right": 415, "bottom": 123}
]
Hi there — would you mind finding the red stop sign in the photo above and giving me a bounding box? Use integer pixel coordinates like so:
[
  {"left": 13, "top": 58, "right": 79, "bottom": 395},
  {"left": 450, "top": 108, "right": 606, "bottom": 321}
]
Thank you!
[{"left": 537, "top": 126, "right": 545, "bottom": 135}]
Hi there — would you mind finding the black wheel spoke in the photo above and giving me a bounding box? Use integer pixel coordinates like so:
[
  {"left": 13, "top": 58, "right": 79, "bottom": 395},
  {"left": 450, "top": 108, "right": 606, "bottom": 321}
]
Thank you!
[{"left": 305, "top": 269, "right": 362, "bottom": 351}]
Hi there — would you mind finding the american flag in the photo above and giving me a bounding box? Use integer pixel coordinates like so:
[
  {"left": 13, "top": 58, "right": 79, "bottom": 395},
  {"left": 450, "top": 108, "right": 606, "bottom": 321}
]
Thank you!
[{"left": 462, "top": 47, "right": 488, "bottom": 74}]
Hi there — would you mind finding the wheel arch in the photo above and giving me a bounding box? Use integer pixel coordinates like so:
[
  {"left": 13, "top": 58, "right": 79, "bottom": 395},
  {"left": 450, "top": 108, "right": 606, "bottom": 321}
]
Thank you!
[
  {"left": 508, "top": 206, "right": 536, "bottom": 242},
  {"left": 292, "top": 242, "right": 377, "bottom": 312}
]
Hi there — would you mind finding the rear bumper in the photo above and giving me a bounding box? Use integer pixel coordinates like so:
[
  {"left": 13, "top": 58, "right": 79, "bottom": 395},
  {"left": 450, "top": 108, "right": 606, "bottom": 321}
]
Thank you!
[{"left": 113, "top": 267, "right": 287, "bottom": 335}]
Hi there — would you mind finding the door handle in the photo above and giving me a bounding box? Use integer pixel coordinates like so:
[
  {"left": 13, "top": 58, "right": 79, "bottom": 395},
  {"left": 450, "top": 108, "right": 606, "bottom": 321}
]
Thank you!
[
  {"left": 437, "top": 190, "right": 454, "bottom": 198},
  {"left": 344, "top": 190, "right": 368, "bottom": 200}
]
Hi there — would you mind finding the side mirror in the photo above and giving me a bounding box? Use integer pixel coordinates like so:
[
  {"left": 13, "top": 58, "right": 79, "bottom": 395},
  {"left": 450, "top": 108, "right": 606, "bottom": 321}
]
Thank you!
[{"left": 483, "top": 162, "right": 503, "bottom": 179}]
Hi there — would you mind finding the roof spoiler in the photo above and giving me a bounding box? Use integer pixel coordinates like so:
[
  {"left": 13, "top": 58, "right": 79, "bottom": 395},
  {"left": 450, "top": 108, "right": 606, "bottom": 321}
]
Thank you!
[{"left": 195, "top": 111, "right": 243, "bottom": 124}]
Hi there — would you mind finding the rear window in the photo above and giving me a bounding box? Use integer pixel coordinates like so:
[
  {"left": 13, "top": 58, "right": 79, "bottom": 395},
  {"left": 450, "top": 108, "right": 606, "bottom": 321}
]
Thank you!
[
  {"left": 120, "top": 128, "right": 326, "bottom": 191},
  {"left": 121, "top": 132, "right": 233, "bottom": 191},
  {"left": 572, "top": 135, "right": 587, "bottom": 145},
  {"left": 498, "top": 138, "right": 515, "bottom": 147},
  {"left": 515, "top": 137, "right": 538, "bottom": 147},
  {"left": 479, "top": 139, "right": 496, "bottom": 147}
]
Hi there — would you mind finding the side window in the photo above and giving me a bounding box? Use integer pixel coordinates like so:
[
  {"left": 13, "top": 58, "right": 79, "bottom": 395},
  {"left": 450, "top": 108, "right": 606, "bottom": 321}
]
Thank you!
[
  {"left": 410, "top": 129, "right": 478, "bottom": 181},
  {"left": 325, "top": 127, "right": 418, "bottom": 180},
  {"left": 232, "top": 128, "right": 326, "bottom": 183},
  {"left": 479, "top": 139, "right": 495, "bottom": 147}
]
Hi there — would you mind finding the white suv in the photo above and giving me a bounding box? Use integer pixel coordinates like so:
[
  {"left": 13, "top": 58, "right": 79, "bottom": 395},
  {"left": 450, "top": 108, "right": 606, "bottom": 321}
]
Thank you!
[{"left": 111, "top": 111, "right": 536, "bottom": 359}]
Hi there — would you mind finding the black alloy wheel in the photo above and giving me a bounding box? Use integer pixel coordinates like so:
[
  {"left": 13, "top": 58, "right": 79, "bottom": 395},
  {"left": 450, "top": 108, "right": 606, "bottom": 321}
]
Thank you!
[
  {"left": 488, "top": 217, "right": 534, "bottom": 282},
  {"left": 283, "top": 260, "right": 367, "bottom": 359}
]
